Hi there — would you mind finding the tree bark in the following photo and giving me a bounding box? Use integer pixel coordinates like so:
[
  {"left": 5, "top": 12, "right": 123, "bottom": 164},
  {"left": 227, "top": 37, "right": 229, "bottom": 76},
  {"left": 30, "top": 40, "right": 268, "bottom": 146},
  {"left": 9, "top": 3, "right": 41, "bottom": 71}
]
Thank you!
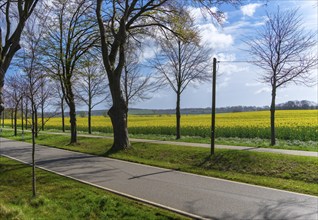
[
  {"left": 41, "top": 104, "right": 44, "bottom": 131},
  {"left": 124, "top": 65, "right": 129, "bottom": 127},
  {"left": 270, "top": 87, "right": 276, "bottom": 146},
  {"left": 69, "top": 101, "right": 77, "bottom": 144},
  {"left": 14, "top": 106, "right": 18, "bottom": 136},
  {"left": 21, "top": 98, "right": 24, "bottom": 133},
  {"left": 31, "top": 101, "right": 36, "bottom": 198},
  {"left": 108, "top": 76, "right": 130, "bottom": 152},
  {"left": 0, "top": 79, "right": 4, "bottom": 117},
  {"left": 176, "top": 40, "right": 182, "bottom": 140},
  {"left": 11, "top": 109, "right": 13, "bottom": 128},
  {"left": 61, "top": 98, "right": 65, "bottom": 132},
  {"left": 176, "top": 91, "right": 181, "bottom": 139},
  {"left": 25, "top": 102, "right": 28, "bottom": 130},
  {"left": 34, "top": 106, "right": 38, "bottom": 138},
  {"left": 88, "top": 107, "right": 92, "bottom": 134},
  {"left": 88, "top": 80, "right": 92, "bottom": 134}
]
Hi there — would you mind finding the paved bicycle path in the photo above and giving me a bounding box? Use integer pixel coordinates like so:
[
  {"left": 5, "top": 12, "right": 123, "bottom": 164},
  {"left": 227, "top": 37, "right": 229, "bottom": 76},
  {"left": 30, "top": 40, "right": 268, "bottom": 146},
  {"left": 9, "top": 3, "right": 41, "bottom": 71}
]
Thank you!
[
  {"left": 21, "top": 129, "right": 318, "bottom": 157},
  {"left": 1, "top": 138, "right": 317, "bottom": 220}
]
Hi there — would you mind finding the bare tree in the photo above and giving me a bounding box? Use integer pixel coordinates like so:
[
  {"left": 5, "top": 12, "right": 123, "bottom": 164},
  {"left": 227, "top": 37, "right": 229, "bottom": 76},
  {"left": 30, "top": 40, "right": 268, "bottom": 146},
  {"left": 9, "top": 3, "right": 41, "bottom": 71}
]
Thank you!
[
  {"left": 52, "top": 79, "right": 67, "bottom": 132},
  {"left": 14, "top": 6, "right": 48, "bottom": 198},
  {"left": 38, "top": 76, "right": 53, "bottom": 131},
  {"left": 245, "top": 8, "right": 317, "bottom": 146},
  {"left": 96, "top": 0, "right": 238, "bottom": 151},
  {"left": 4, "top": 73, "right": 24, "bottom": 136},
  {"left": 3, "top": 85, "right": 15, "bottom": 129},
  {"left": 22, "top": 96, "right": 30, "bottom": 130},
  {"left": 122, "top": 41, "right": 160, "bottom": 123},
  {"left": 0, "top": 0, "right": 39, "bottom": 116},
  {"left": 42, "top": 0, "right": 98, "bottom": 144},
  {"left": 152, "top": 9, "right": 211, "bottom": 139},
  {"left": 75, "top": 55, "right": 109, "bottom": 134}
]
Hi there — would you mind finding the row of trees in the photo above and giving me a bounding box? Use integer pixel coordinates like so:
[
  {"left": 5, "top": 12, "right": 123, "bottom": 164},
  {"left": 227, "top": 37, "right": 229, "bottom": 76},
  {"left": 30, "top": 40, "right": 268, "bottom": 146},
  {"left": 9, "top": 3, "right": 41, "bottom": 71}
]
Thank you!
[
  {"left": 1, "top": 0, "right": 236, "bottom": 198},
  {"left": 1, "top": 1, "right": 316, "bottom": 149},
  {"left": 0, "top": 1, "right": 316, "bottom": 198},
  {"left": 2, "top": 0, "right": 220, "bottom": 145}
]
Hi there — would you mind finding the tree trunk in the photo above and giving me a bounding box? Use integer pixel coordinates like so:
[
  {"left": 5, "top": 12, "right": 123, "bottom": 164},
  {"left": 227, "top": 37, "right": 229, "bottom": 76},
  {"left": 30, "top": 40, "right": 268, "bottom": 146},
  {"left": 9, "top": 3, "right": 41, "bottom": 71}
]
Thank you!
[
  {"left": 88, "top": 81, "right": 92, "bottom": 134},
  {"left": 14, "top": 106, "right": 18, "bottom": 136},
  {"left": 88, "top": 107, "right": 92, "bottom": 134},
  {"left": 61, "top": 99, "right": 65, "bottom": 132},
  {"left": 124, "top": 64, "right": 129, "bottom": 127},
  {"left": 0, "top": 79, "right": 4, "bottom": 117},
  {"left": 41, "top": 104, "right": 44, "bottom": 131},
  {"left": 11, "top": 109, "right": 13, "bottom": 128},
  {"left": 34, "top": 106, "right": 38, "bottom": 138},
  {"left": 31, "top": 102, "right": 36, "bottom": 198},
  {"left": 69, "top": 101, "right": 77, "bottom": 144},
  {"left": 108, "top": 77, "right": 130, "bottom": 152},
  {"left": 176, "top": 40, "right": 182, "bottom": 140},
  {"left": 21, "top": 98, "right": 24, "bottom": 134},
  {"left": 25, "top": 101, "right": 28, "bottom": 130},
  {"left": 176, "top": 91, "right": 181, "bottom": 139},
  {"left": 270, "top": 87, "right": 276, "bottom": 146}
]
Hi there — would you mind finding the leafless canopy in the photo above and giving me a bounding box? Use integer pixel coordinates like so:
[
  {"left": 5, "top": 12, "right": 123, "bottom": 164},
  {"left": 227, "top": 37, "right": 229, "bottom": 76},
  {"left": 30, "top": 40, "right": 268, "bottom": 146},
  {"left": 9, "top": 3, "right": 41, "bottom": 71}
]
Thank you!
[
  {"left": 96, "top": 0, "right": 240, "bottom": 150},
  {"left": 245, "top": 7, "right": 317, "bottom": 146},
  {"left": 246, "top": 7, "right": 317, "bottom": 89},
  {"left": 152, "top": 35, "right": 212, "bottom": 95},
  {"left": 0, "top": 0, "right": 39, "bottom": 113},
  {"left": 75, "top": 54, "right": 109, "bottom": 109},
  {"left": 122, "top": 41, "right": 160, "bottom": 106}
]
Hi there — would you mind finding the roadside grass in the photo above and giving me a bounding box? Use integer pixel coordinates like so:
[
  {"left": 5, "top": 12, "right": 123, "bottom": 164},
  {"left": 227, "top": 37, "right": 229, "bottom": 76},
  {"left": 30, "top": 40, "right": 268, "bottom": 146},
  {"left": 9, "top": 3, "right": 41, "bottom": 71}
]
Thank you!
[
  {"left": 3, "top": 127, "right": 318, "bottom": 152},
  {"left": 0, "top": 156, "right": 188, "bottom": 220},
  {"left": 128, "top": 133, "right": 318, "bottom": 152},
  {"left": 2, "top": 130, "right": 318, "bottom": 196}
]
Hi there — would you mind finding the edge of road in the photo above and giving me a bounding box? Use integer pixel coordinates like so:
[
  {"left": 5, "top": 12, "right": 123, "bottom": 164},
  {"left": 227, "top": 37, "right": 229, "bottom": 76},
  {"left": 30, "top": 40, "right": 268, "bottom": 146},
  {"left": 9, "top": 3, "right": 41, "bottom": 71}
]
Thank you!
[
  {"left": 1, "top": 153, "right": 207, "bottom": 220},
  {"left": 1, "top": 137, "right": 317, "bottom": 200}
]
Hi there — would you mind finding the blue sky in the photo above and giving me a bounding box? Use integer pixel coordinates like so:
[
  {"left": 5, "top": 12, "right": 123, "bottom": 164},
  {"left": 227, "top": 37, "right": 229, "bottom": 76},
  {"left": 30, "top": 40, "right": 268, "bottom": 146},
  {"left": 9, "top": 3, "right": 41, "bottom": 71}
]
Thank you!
[
  {"left": 131, "top": 0, "right": 318, "bottom": 109},
  {"left": 5, "top": 1, "right": 316, "bottom": 111}
]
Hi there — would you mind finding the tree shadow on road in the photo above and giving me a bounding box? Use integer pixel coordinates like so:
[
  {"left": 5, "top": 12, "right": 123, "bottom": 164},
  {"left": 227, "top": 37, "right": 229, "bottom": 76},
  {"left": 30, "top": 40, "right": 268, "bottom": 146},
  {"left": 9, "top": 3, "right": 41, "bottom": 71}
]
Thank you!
[{"left": 209, "top": 198, "right": 318, "bottom": 220}]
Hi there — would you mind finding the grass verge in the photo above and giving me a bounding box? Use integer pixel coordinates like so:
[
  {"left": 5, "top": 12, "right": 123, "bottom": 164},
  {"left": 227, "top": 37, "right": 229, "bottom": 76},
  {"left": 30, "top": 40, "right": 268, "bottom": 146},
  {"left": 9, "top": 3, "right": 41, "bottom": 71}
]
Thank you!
[
  {"left": 0, "top": 156, "right": 188, "bottom": 220},
  {"left": 2, "top": 130, "right": 318, "bottom": 196},
  {"left": 128, "top": 134, "right": 318, "bottom": 152},
  {"left": 3, "top": 127, "right": 318, "bottom": 152}
]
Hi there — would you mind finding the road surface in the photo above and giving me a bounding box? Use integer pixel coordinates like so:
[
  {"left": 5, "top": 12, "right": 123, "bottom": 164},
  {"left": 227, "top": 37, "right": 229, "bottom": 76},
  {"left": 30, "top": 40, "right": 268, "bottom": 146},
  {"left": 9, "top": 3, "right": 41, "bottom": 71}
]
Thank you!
[{"left": 1, "top": 138, "right": 317, "bottom": 219}]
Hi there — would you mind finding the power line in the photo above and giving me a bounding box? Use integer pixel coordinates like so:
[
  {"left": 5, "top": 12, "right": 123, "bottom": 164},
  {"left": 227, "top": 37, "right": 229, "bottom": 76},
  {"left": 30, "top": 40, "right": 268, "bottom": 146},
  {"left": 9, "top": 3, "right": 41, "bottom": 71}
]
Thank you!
[
  {"left": 218, "top": 60, "right": 255, "bottom": 63},
  {"left": 218, "top": 60, "right": 310, "bottom": 63}
]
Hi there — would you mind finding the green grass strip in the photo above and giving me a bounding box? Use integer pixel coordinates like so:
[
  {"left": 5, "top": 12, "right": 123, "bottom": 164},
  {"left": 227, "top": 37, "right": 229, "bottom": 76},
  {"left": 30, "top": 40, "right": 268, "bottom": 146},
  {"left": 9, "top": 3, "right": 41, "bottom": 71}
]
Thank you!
[
  {"left": 2, "top": 130, "right": 318, "bottom": 196},
  {"left": 0, "top": 156, "right": 188, "bottom": 220}
]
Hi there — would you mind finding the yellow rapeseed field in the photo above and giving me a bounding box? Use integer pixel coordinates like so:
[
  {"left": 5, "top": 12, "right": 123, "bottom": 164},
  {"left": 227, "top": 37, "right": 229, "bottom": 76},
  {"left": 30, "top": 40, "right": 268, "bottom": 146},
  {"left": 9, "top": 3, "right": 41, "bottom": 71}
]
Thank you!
[{"left": 5, "top": 110, "right": 318, "bottom": 141}]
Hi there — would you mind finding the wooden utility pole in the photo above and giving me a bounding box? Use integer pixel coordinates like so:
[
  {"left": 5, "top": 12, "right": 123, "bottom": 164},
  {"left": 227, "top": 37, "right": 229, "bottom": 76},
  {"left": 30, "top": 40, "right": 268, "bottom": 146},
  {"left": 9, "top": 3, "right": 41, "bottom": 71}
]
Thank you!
[{"left": 211, "top": 58, "right": 217, "bottom": 155}]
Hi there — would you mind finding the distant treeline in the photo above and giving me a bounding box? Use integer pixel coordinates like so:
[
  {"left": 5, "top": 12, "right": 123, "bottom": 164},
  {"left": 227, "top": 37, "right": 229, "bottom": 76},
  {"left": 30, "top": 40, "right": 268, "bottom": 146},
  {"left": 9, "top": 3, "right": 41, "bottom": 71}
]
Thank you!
[
  {"left": 2, "top": 100, "right": 317, "bottom": 119},
  {"left": 130, "top": 100, "right": 318, "bottom": 115}
]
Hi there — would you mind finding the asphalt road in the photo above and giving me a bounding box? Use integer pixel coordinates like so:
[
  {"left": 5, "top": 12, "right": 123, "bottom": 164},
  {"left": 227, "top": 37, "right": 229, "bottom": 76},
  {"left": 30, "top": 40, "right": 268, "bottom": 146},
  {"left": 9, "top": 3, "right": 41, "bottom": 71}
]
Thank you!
[{"left": 1, "top": 137, "right": 317, "bottom": 220}]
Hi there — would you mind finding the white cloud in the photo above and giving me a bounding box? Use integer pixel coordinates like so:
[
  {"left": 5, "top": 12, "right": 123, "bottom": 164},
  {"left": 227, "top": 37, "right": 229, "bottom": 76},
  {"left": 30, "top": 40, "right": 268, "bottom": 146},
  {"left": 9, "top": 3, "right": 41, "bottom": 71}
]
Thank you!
[
  {"left": 188, "top": 6, "right": 219, "bottom": 24},
  {"left": 198, "top": 23, "right": 233, "bottom": 49},
  {"left": 187, "top": 6, "right": 233, "bottom": 50},
  {"left": 138, "top": 37, "right": 161, "bottom": 63},
  {"left": 240, "top": 3, "right": 262, "bottom": 17}
]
